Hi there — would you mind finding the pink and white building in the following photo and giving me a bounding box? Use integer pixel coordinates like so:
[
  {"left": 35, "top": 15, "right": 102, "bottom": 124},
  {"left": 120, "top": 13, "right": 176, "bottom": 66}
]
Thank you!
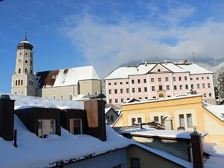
[{"left": 105, "top": 61, "right": 215, "bottom": 107}]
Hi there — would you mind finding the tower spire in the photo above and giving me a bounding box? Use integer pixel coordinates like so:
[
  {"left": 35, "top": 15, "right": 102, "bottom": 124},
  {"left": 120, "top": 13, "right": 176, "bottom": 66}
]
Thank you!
[{"left": 24, "top": 32, "right": 28, "bottom": 41}]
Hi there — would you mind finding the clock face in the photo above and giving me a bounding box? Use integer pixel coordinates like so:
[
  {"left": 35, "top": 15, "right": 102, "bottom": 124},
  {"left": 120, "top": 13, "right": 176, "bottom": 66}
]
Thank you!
[{"left": 18, "top": 59, "right": 22, "bottom": 64}]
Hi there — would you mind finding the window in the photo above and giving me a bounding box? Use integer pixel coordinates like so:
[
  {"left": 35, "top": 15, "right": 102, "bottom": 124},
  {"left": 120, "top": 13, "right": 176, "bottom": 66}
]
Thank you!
[
  {"left": 197, "top": 84, "right": 200, "bottom": 89},
  {"left": 204, "top": 93, "right": 206, "bottom": 97},
  {"left": 24, "top": 68, "right": 28, "bottom": 73},
  {"left": 138, "top": 88, "right": 141, "bottom": 92},
  {"left": 109, "top": 89, "right": 111, "bottom": 94},
  {"left": 115, "top": 99, "right": 118, "bottom": 103},
  {"left": 130, "top": 158, "right": 140, "bottom": 168},
  {"left": 173, "top": 77, "right": 176, "bottom": 81},
  {"left": 166, "top": 85, "right": 170, "bottom": 90},
  {"left": 120, "top": 82, "right": 123, "bottom": 85},
  {"left": 21, "top": 80, "right": 23, "bottom": 86},
  {"left": 184, "top": 76, "right": 187, "bottom": 80},
  {"left": 144, "top": 87, "right": 147, "bottom": 92},
  {"left": 109, "top": 99, "right": 112, "bottom": 103},
  {"left": 18, "top": 80, "right": 20, "bottom": 85},
  {"left": 137, "top": 117, "right": 142, "bottom": 124},
  {"left": 179, "top": 77, "right": 181, "bottom": 81},
  {"left": 179, "top": 114, "right": 185, "bottom": 128},
  {"left": 131, "top": 118, "right": 136, "bottom": 125},
  {"left": 108, "top": 83, "right": 111, "bottom": 85},
  {"left": 152, "top": 96, "right": 156, "bottom": 98},
  {"left": 127, "top": 98, "right": 130, "bottom": 100},
  {"left": 180, "top": 85, "right": 182, "bottom": 90},
  {"left": 202, "top": 84, "right": 205, "bottom": 88},
  {"left": 144, "top": 79, "right": 146, "bottom": 83},
  {"left": 208, "top": 83, "right": 211, "bottom": 88},
  {"left": 190, "top": 78, "right": 193, "bottom": 80},
  {"left": 202, "top": 77, "right": 204, "bottom": 80},
  {"left": 158, "top": 78, "right": 161, "bottom": 82},
  {"left": 110, "top": 115, "right": 114, "bottom": 122},
  {"left": 207, "top": 77, "right": 209, "bottom": 79},
  {"left": 70, "top": 119, "right": 82, "bottom": 134},
  {"left": 18, "top": 68, "right": 21, "bottom": 73},
  {"left": 114, "top": 82, "right": 117, "bottom": 85},
  {"left": 174, "top": 85, "right": 177, "bottom": 90},
  {"left": 120, "top": 89, "right": 123, "bottom": 93},
  {"left": 165, "top": 77, "right": 168, "bottom": 81},
  {"left": 25, "top": 52, "right": 28, "bottom": 55},
  {"left": 185, "top": 85, "right": 188, "bottom": 89},
  {"left": 160, "top": 116, "right": 165, "bottom": 125},
  {"left": 38, "top": 119, "right": 55, "bottom": 138},
  {"left": 151, "top": 78, "right": 154, "bottom": 82},
  {"left": 145, "top": 97, "right": 148, "bottom": 99},
  {"left": 209, "top": 93, "right": 212, "bottom": 97},
  {"left": 132, "top": 80, "right": 134, "bottom": 84},
  {"left": 121, "top": 98, "right": 124, "bottom": 103},
  {"left": 113, "top": 164, "right": 122, "bottom": 168},
  {"left": 196, "top": 77, "right": 199, "bottom": 80},
  {"left": 132, "top": 88, "right": 135, "bottom": 93},
  {"left": 138, "top": 79, "right": 140, "bottom": 83},
  {"left": 25, "top": 60, "right": 28, "bottom": 63},
  {"left": 15, "top": 80, "right": 17, "bottom": 86},
  {"left": 152, "top": 86, "right": 155, "bottom": 91},
  {"left": 154, "top": 116, "right": 159, "bottom": 123},
  {"left": 187, "top": 114, "right": 193, "bottom": 128},
  {"left": 126, "top": 88, "right": 129, "bottom": 93},
  {"left": 126, "top": 81, "right": 129, "bottom": 84},
  {"left": 70, "top": 95, "right": 73, "bottom": 100},
  {"left": 114, "top": 89, "right": 117, "bottom": 94},
  {"left": 191, "top": 84, "right": 194, "bottom": 89},
  {"left": 159, "top": 85, "right": 162, "bottom": 90},
  {"left": 158, "top": 69, "right": 161, "bottom": 72}
]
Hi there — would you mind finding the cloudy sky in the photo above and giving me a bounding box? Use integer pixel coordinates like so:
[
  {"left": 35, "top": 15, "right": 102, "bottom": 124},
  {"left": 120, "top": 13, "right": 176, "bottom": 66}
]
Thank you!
[{"left": 1, "top": 0, "right": 224, "bottom": 92}]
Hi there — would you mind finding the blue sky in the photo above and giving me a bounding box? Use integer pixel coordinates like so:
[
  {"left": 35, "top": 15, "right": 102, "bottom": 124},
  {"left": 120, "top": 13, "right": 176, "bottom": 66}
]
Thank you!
[{"left": 1, "top": 0, "right": 224, "bottom": 93}]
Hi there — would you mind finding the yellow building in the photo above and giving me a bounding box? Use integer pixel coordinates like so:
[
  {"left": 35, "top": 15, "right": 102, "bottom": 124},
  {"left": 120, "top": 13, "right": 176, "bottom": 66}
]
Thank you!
[{"left": 113, "top": 95, "right": 224, "bottom": 146}]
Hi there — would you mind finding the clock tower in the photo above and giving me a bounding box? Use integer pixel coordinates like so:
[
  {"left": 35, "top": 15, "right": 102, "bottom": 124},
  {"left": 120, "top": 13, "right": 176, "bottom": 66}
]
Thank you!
[{"left": 11, "top": 36, "right": 36, "bottom": 96}]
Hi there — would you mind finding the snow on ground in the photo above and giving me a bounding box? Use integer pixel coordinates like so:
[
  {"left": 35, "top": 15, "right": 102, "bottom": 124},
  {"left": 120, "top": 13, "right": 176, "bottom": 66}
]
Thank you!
[
  {"left": 0, "top": 116, "right": 132, "bottom": 168},
  {"left": 204, "top": 143, "right": 224, "bottom": 168}
]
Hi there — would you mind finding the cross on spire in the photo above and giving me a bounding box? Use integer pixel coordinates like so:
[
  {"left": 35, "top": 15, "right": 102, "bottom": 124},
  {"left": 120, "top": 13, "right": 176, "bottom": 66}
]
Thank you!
[{"left": 24, "top": 32, "right": 28, "bottom": 41}]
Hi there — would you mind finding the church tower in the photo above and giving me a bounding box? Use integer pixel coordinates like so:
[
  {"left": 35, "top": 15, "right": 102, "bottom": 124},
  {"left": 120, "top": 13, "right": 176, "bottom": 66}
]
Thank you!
[{"left": 11, "top": 36, "right": 36, "bottom": 96}]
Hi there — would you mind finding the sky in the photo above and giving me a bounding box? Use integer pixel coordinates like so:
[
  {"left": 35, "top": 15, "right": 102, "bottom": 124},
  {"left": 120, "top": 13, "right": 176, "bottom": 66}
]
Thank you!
[{"left": 1, "top": 0, "right": 224, "bottom": 93}]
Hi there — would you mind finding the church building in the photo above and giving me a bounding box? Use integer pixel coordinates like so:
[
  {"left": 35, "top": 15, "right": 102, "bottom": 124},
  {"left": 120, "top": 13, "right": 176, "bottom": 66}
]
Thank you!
[{"left": 12, "top": 37, "right": 102, "bottom": 100}]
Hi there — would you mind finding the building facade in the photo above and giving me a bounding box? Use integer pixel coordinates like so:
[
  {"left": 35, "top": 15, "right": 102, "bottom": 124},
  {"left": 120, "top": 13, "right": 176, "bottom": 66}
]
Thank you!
[
  {"left": 11, "top": 38, "right": 102, "bottom": 100},
  {"left": 105, "top": 61, "right": 215, "bottom": 107},
  {"left": 113, "top": 95, "right": 224, "bottom": 146}
]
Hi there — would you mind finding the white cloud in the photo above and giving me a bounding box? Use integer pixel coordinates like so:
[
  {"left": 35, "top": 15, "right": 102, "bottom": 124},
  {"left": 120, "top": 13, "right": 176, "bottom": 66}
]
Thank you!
[{"left": 63, "top": 12, "right": 224, "bottom": 77}]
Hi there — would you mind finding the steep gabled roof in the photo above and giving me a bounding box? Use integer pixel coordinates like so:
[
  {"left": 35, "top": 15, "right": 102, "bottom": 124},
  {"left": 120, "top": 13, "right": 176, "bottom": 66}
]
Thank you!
[{"left": 36, "top": 66, "right": 100, "bottom": 88}]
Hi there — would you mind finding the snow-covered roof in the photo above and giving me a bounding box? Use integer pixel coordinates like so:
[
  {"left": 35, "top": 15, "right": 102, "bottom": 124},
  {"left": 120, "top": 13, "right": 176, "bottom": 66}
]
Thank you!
[
  {"left": 9, "top": 94, "right": 84, "bottom": 110},
  {"left": 120, "top": 127, "right": 193, "bottom": 139},
  {"left": 0, "top": 116, "right": 131, "bottom": 168},
  {"left": 123, "top": 94, "right": 202, "bottom": 106},
  {"left": 105, "top": 62, "right": 212, "bottom": 80},
  {"left": 203, "top": 102, "right": 224, "bottom": 121},
  {"left": 178, "top": 63, "right": 213, "bottom": 75},
  {"left": 36, "top": 66, "right": 100, "bottom": 88}
]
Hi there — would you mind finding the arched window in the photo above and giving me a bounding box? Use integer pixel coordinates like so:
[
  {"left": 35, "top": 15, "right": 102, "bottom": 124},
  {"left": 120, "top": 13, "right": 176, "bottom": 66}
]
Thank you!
[
  {"left": 21, "top": 80, "right": 23, "bottom": 85},
  {"left": 25, "top": 60, "right": 28, "bottom": 63},
  {"left": 18, "top": 68, "right": 21, "bottom": 73},
  {"left": 25, "top": 68, "right": 28, "bottom": 73},
  {"left": 15, "top": 80, "right": 17, "bottom": 86},
  {"left": 18, "top": 80, "right": 20, "bottom": 85}
]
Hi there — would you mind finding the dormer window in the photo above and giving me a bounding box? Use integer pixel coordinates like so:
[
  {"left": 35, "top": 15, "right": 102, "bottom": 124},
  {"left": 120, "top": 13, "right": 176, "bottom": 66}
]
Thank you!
[{"left": 38, "top": 119, "right": 56, "bottom": 138}]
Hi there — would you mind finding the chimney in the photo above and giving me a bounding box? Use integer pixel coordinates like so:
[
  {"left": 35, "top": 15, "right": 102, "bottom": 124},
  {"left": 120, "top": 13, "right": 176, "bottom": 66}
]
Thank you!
[
  {"left": 0, "top": 94, "right": 15, "bottom": 141},
  {"left": 190, "top": 128, "right": 204, "bottom": 168},
  {"left": 84, "top": 94, "right": 106, "bottom": 141}
]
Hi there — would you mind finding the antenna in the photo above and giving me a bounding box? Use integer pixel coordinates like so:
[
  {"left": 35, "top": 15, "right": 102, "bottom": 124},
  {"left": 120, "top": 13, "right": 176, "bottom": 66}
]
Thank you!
[{"left": 192, "top": 51, "right": 195, "bottom": 63}]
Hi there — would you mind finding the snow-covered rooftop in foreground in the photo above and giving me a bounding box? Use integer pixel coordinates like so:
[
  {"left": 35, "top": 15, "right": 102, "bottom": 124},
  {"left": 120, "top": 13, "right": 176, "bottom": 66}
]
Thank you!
[
  {"left": 105, "top": 62, "right": 213, "bottom": 79},
  {"left": 9, "top": 94, "right": 84, "bottom": 110},
  {"left": 0, "top": 116, "right": 132, "bottom": 168},
  {"left": 203, "top": 102, "right": 224, "bottom": 121}
]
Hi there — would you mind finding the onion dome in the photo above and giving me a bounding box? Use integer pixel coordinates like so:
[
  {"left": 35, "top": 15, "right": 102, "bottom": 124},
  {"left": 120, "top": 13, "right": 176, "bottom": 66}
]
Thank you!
[{"left": 17, "top": 35, "right": 33, "bottom": 50}]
